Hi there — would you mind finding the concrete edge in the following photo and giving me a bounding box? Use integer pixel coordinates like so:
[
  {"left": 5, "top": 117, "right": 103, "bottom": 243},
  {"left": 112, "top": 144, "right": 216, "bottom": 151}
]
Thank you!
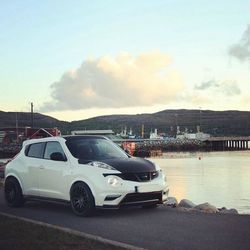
[{"left": 0, "top": 212, "right": 146, "bottom": 250}]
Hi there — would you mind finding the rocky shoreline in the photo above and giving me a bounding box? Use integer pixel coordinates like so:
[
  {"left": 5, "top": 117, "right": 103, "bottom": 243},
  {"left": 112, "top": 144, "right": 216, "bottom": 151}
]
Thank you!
[{"left": 165, "top": 197, "right": 239, "bottom": 214}]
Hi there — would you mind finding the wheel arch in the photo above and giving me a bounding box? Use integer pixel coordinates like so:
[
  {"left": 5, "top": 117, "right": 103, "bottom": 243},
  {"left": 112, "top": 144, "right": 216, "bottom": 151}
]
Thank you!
[
  {"left": 5, "top": 174, "right": 24, "bottom": 192},
  {"left": 69, "top": 180, "right": 96, "bottom": 205}
]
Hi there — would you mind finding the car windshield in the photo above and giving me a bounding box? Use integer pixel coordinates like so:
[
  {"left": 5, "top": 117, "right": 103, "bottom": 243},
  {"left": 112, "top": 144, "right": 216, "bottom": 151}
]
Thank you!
[{"left": 65, "top": 137, "right": 128, "bottom": 160}]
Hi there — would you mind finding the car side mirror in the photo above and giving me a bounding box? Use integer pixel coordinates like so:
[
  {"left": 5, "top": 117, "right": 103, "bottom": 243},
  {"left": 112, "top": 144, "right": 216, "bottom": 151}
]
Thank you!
[{"left": 50, "top": 152, "right": 66, "bottom": 161}]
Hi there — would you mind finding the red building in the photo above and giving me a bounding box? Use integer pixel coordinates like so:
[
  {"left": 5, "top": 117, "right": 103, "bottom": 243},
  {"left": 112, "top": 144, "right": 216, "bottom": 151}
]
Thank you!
[{"left": 0, "top": 127, "right": 61, "bottom": 158}]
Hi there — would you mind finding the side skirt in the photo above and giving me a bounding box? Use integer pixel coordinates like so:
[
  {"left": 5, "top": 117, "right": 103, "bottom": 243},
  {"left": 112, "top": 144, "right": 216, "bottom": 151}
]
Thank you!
[{"left": 23, "top": 195, "right": 70, "bottom": 204}]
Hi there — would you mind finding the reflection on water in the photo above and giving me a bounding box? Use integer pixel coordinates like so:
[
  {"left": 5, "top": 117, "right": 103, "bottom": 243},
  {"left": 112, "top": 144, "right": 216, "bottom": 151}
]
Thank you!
[{"left": 150, "top": 151, "right": 250, "bottom": 214}]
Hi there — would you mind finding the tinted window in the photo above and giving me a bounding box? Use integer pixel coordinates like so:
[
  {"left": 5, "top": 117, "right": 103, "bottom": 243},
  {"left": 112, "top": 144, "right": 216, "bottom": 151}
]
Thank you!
[
  {"left": 27, "top": 142, "right": 45, "bottom": 158},
  {"left": 66, "top": 138, "right": 128, "bottom": 160},
  {"left": 44, "top": 141, "right": 65, "bottom": 160}
]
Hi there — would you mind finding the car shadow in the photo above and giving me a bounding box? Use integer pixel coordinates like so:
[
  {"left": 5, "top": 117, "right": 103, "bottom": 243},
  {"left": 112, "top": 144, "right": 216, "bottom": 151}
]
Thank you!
[{"left": 23, "top": 199, "right": 164, "bottom": 218}]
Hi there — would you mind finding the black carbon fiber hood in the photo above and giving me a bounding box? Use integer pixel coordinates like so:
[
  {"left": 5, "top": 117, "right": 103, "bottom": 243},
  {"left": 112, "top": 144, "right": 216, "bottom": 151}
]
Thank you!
[{"left": 101, "top": 157, "right": 156, "bottom": 173}]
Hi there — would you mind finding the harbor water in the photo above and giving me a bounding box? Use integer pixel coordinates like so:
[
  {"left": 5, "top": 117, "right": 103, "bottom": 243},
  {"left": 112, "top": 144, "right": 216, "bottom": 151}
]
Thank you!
[{"left": 151, "top": 151, "right": 250, "bottom": 214}]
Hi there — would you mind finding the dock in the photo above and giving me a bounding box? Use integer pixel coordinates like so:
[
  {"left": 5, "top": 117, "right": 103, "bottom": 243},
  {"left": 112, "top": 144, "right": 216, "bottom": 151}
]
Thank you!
[
  {"left": 115, "top": 137, "right": 250, "bottom": 155},
  {"left": 205, "top": 136, "right": 250, "bottom": 151}
]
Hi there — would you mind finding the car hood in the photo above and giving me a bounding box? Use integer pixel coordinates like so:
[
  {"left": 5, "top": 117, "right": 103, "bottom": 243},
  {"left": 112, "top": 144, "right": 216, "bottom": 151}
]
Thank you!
[{"left": 101, "top": 157, "right": 156, "bottom": 173}]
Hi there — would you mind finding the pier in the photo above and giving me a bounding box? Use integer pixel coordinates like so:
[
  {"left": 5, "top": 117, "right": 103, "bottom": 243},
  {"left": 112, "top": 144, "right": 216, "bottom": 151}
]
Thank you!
[
  {"left": 205, "top": 136, "right": 250, "bottom": 151},
  {"left": 114, "top": 136, "right": 250, "bottom": 155}
]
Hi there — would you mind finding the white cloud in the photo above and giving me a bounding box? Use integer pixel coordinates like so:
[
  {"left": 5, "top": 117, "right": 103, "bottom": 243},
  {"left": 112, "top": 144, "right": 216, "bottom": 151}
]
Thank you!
[
  {"left": 229, "top": 24, "right": 250, "bottom": 62},
  {"left": 40, "top": 51, "right": 184, "bottom": 112},
  {"left": 173, "top": 78, "right": 243, "bottom": 111},
  {"left": 194, "top": 79, "right": 241, "bottom": 96}
]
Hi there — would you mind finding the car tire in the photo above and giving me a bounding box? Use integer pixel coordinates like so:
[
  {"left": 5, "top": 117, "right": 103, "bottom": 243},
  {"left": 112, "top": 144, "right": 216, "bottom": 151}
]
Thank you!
[
  {"left": 4, "top": 177, "right": 25, "bottom": 207},
  {"left": 70, "top": 182, "right": 95, "bottom": 216}
]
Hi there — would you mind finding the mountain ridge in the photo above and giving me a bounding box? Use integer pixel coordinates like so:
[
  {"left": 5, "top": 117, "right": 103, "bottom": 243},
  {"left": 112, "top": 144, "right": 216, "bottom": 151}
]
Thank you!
[{"left": 1, "top": 109, "right": 250, "bottom": 137}]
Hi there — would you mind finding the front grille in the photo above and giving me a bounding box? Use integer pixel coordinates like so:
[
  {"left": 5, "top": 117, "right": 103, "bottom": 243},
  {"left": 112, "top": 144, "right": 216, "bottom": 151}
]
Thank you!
[
  {"left": 120, "top": 191, "right": 162, "bottom": 206},
  {"left": 120, "top": 171, "right": 159, "bottom": 182},
  {"left": 103, "top": 171, "right": 159, "bottom": 182}
]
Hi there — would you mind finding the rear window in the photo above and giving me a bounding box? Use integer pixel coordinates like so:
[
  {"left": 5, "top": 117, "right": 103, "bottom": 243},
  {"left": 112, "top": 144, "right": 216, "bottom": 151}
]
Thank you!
[{"left": 26, "top": 142, "right": 45, "bottom": 158}]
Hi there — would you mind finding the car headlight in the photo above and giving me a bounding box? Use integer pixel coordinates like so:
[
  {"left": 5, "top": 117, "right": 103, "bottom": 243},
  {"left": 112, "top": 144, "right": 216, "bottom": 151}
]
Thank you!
[
  {"left": 88, "top": 161, "right": 116, "bottom": 170},
  {"left": 107, "top": 176, "right": 122, "bottom": 187}
]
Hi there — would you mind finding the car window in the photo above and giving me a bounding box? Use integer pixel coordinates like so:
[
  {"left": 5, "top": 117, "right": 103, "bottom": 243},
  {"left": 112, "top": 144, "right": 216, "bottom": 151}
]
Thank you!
[
  {"left": 44, "top": 141, "right": 65, "bottom": 160},
  {"left": 75, "top": 143, "right": 94, "bottom": 160},
  {"left": 66, "top": 138, "right": 128, "bottom": 160},
  {"left": 26, "top": 142, "right": 45, "bottom": 158}
]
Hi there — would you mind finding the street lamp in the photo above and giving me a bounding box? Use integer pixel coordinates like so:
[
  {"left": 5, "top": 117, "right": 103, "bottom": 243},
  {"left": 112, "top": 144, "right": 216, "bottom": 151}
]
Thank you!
[
  {"left": 199, "top": 107, "right": 202, "bottom": 132},
  {"left": 30, "top": 102, "right": 34, "bottom": 128}
]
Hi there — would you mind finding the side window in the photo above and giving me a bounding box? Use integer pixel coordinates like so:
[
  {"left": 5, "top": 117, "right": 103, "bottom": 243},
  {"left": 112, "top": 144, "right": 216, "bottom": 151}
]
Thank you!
[
  {"left": 26, "top": 142, "right": 45, "bottom": 158},
  {"left": 44, "top": 141, "right": 65, "bottom": 160}
]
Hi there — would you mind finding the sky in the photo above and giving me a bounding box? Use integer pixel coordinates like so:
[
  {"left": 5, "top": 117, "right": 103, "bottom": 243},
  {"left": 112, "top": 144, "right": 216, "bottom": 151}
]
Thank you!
[{"left": 0, "top": 0, "right": 250, "bottom": 121}]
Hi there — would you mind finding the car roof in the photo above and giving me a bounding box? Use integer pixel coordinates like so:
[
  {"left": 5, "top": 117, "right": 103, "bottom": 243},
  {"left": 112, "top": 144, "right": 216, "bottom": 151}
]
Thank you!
[
  {"left": 63, "top": 135, "right": 109, "bottom": 142},
  {"left": 22, "top": 136, "right": 66, "bottom": 146},
  {"left": 22, "top": 135, "right": 109, "bottom": 147}
]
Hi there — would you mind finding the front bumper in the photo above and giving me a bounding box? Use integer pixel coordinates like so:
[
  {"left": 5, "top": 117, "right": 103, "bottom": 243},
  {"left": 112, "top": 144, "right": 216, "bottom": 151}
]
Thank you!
[
  {"left": 95, "top": 175, "right": 169, "bottom": 208},
  {"left": 119, "top": 189, "right": 168, "bottom": 207}
]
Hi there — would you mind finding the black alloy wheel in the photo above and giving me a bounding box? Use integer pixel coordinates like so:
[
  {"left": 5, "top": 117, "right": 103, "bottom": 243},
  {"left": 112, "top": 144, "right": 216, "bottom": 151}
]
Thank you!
[
  {"left": 4, "top": 177, "right": 24, "bottom": 207},
  {"left": 70, "top": 182, "right": 95, "bottom": 216}
]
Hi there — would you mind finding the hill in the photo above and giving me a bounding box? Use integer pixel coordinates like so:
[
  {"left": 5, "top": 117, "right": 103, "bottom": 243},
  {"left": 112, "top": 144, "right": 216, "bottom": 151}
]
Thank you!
[
  {"left": 71, "top": 109, "right": 250, "bottom": 137},
  {"left": 1, "top": 109, "right": 250, "bottom": 137},
  {"left": 0, "top": 111, "right": 70, "bottom": 134}
]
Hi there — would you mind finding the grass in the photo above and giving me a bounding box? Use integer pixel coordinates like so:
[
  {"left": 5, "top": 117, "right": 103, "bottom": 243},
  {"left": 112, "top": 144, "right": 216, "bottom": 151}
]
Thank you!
[{"left": 0, "top": 213, "right": 128, "bottom": 250}]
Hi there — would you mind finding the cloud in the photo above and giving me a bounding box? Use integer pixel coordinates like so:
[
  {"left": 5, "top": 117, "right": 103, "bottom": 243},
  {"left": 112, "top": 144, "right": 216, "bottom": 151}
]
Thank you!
[
  {"left": 195, "top": 79, "right": 219, "bottom": 90},
  {"left": 229, "top": 24, "right": 250, "bottom": 62},
  {"left": 195, "top": 79, "right": 241, "bottom": 96},
  {"left": 40, "top": 51, "right": 184, "bottom": 112}
]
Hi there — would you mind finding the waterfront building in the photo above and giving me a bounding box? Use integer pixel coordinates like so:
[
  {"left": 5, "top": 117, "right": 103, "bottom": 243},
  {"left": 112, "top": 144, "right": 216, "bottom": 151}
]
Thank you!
[{"left": 150, "top": 129, "right": 164, "bottom": 140}]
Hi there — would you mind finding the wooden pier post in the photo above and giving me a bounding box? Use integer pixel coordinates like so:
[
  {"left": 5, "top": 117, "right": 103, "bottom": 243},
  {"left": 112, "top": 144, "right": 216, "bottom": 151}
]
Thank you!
[{"left": 205, "top": 137, "right": 250, "bottom": 151}]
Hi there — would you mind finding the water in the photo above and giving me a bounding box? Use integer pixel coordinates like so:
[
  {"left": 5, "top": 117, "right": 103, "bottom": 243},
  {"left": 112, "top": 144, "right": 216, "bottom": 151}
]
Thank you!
[{"left": 150, "top": 151, "right": 250, "bottom": 214}]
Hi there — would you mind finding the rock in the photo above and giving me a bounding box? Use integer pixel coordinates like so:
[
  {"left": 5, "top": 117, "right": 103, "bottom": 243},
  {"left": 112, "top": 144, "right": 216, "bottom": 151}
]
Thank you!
[
  {"left": 166, "top": 197, "right": 178, "bottom": 207},
  {"left": 169, "top": 198, "right": 238, "bottom": 215},
  {"left": 219, "top": 207, "right": 238, "bottom": 214},
  {"left": 194, "top": 202, "right": 219, "bottom": 213},
  {"left": 176, "top": 207, "right": 193, "bottom": 212},
  {"left": 178, "top": 199, "right": 196, "bottom": 208}
]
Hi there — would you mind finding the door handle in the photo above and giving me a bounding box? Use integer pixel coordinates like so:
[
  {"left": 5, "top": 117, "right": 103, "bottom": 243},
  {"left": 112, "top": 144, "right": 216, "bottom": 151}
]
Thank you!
[{"left": 39, "top": 166, "right": 45, "bottom": 170}]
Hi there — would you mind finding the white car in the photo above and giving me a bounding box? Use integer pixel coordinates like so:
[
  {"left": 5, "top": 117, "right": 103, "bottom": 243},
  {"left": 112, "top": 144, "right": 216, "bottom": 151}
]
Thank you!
[{"left": 4, "top": 136, "right": 169, "bottom": 216}]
